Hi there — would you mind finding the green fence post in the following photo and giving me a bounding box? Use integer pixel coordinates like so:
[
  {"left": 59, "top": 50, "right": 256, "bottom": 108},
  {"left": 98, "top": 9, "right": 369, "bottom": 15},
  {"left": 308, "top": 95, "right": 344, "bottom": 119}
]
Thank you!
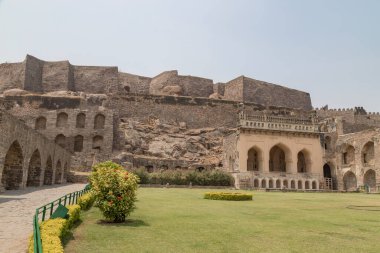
[
  {"left": 42, "top": 206, "right": 46, "bottom": 221},
  {"left": 50, "top": 202, "right": 54, "bottom": 216},
  {"left": 64, "top": 195, "right": 67, "bottom": 206}
]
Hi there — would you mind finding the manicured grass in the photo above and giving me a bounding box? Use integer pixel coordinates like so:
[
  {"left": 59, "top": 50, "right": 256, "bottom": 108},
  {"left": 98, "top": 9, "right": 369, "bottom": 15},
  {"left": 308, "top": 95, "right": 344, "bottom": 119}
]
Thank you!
[{"left": 65, "top": 188, "right": 380, "bottom": 253}]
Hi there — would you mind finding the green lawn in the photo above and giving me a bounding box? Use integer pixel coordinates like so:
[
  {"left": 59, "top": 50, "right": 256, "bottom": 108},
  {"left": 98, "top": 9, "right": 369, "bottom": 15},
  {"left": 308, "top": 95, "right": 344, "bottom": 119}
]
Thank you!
[{"left": 65, "top": 188, "right": 380, "bottom": 253}]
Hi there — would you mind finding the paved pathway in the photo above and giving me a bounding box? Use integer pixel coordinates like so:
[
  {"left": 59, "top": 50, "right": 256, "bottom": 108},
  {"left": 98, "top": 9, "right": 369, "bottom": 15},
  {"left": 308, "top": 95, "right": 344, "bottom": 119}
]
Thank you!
[{"left": 0, "top": 183, "right": 86, "bottom": 253}]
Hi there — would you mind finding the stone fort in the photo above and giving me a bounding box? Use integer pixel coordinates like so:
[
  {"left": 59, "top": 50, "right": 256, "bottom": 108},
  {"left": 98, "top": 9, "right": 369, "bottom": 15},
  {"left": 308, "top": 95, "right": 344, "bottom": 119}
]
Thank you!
[{"left": 0, "top": 55, "right": 379, "bottom": 192}]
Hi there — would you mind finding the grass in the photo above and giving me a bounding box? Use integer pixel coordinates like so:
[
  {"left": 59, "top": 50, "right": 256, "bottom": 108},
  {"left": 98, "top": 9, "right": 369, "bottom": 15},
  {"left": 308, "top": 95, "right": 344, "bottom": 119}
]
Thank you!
[{"left": 64, "top": 188, "right": 380, "bottom": 253}]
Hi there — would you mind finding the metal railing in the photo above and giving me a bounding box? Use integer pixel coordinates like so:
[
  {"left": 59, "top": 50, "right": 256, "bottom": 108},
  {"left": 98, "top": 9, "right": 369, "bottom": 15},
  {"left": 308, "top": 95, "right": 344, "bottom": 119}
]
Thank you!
[{"left": 33, "top": 184, "right": 91, "bottom": 253}]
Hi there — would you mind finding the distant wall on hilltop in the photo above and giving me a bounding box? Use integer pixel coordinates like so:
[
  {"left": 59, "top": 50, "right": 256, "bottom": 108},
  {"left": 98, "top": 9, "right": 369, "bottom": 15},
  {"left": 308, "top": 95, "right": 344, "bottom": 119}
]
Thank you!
[{"left": 224, "top": 76, "right": 312, "bottom": 111}]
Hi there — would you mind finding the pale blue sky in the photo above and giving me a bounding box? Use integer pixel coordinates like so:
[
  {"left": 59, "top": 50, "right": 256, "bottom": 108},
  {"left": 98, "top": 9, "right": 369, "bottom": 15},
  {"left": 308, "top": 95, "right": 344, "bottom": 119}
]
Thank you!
[{"left": 1, "top": 0, "right": 379, "bottom": 111}]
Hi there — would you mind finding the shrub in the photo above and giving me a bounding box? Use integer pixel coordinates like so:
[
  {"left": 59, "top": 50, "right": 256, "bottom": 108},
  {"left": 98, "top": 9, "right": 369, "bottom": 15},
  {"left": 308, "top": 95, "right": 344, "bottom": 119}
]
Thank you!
[
  {"left": 90, "top": 161, "right": 139, "bottom": 223},
  {"left": 78, "top": 192, "right": 95, "bottom": 211},
  {"left": 131, "top": 167, "right": 150, "bottom": 184},
  {"left": 67, "top": 204, "right": 81, "bottom": 228},
  {"left": 204, "top": 192, "right": 253, "bottom": 201}
]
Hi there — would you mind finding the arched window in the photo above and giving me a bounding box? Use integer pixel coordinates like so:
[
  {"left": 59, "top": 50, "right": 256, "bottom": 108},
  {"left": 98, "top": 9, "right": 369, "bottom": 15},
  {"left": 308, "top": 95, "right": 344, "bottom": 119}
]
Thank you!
[
  {"left": 94, "top": 114, "right": 105, "bottom": 129},
  {"left": 55, "top": 134, "right": 66, "bottom": 148},
  {"left": 74, "top": 135, "right": 84, "bottom": 152},
  {"left": 362, "top": 141, "right": 374, "bottom": 165},
  {"left": 35, "top": 116, "right": 47, "bottom": 130},
  {"left": 56, "top": 112, "right": 68, "bottom": 127},
  {"left": 76, "top": 113, "right": 86, "bottom": 128},
  {"left": 1, "top": 141, "right": 24, "bottom": 190},
  {"left": 342, "top": 145, "right": 355, "bottom": 165},
  {"left": 92, "top": 135, "right": 104, "bottom": 150}
]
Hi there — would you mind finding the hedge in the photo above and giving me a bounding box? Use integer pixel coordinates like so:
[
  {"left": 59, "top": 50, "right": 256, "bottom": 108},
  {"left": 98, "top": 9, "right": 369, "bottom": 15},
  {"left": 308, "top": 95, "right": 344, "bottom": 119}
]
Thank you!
[
  {"left": 28, "top": 194, "right": 91, "bottom": 253},
  {"left": 131, "top": 168, "right": 234, "bottom": 186},
  {"left": 204, "top": 192, "right": 253, "bottom": 201},
  {"left": 77, "top": 192, "right": 95, "bottom": 211}
]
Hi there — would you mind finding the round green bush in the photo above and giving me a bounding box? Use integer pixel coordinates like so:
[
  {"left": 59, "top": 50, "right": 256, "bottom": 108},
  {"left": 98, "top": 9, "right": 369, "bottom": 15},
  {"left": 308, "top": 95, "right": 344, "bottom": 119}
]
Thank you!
[
  {"left": 204, "top": 192, "right": 253, "bottom": 201},
  {"left": 90, "top": 161, "right": 139, "bottom": 223}
]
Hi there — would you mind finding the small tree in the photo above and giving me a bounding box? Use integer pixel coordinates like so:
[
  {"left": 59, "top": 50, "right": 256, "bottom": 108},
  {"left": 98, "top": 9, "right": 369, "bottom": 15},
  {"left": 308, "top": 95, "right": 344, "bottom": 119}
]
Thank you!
[{"left": 90, "top": 161, "right": 139, "bottom": 222}]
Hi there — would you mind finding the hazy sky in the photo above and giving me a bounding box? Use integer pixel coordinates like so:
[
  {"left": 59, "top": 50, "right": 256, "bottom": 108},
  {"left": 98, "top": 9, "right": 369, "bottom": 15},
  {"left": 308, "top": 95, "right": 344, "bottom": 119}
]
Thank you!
[{"left": 1, "top": 0, "right": 379, "bottom": 111}]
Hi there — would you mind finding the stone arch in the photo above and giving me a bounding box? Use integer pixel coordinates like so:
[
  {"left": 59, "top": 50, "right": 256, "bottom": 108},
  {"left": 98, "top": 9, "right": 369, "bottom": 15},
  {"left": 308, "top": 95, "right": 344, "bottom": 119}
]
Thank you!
[
  {"left": 92, "top": 135, "right": 104, "bottom": 150},
  {"left": 363, "top": 169, "right": 376, "bottom": 191},
  {"left": 261, "top": 179, "right": 267, "bottom": 188},
  {"left": 297, "top": 149, "right": 311, "bottom": 173},
  {"left": 343, "top": 171, "right": 357, "bottom": 191},
  {"left": 35, "top": 116, "right": 47, "bottom": 130},
  {"left": 253, "top": 178, "right": 259, "bottom": 188},
  {"left": 55, "top": 160, "right": 62, "bottom": 184},
  {"left": 56, "top": 112, "right": 68, "bottom": 128},
  {"left": 1, "top": 141, "right": 24, "bottom": 190},
  {"left": 305, "top": 180, "right": 310, "bottom": 190},
  {"left": 362, "top": 141, "right": 374, "bottom": 166},
  {"left": 312, "top": 181, "right": 317, "bottom": 190},
  {"left": 247, "top": 146, "right": 263, "bottom": 171},
  {"left": 290, "top": 180, "right": 296, "bottom": 189},
  {"left": 27, "top": 149, "right": 41, "bottom": 187},
  {"left": 298, "top": 180, "right": 303, "bottom": 189},
  {"left": 276, "top": 179, "right": 281, "bottom": 188},
  {"left": 269, "top": 144, "right": 291, "bottom": 172},
  {"left": 44, "top": 156, "right": 53, "bottom": 185},
  {"left": 283, "top": 179, "right": 288, "bottom": 188},
  {"left": 268, "top": 179, "right": 274, "bottom": 188},
  {"left": 342, "top": 144, "right": 355, "bottom": 165},
  {"left": 94, "top": 113, "right": 105, "bottom": 129},
  {"left": 74, "top": 135, "right": 84, "bottom": 152},
  {"left": 76, "top": 113, "right": 86, "bottom": 128},
  {"left": 55, "top": 134, "right": 66, "bottom": 148}
]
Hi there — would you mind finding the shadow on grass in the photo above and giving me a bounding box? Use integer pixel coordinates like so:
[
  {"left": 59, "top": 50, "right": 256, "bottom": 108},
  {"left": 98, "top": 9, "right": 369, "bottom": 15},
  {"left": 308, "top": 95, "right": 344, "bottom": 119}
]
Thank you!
[
  {"left": 96, "top": 219, "right": 150, "bottom": 227},
  {"left": 62, "top": 219, "right": 84, "bottom": 246},
  {"left": 346, "top": 205, "right": 380, "bottom": 211}
]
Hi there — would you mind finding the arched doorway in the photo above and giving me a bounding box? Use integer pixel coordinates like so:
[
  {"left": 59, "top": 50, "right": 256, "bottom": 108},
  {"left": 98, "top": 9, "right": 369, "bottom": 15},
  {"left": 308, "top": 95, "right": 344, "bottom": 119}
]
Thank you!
[
  {"left": 44, "top": 156, "right": 53, "bottom": 185},
  {"left": 55, "top": 134, "right": 66, "bottom": 148},
  {"left": 56, "top": 112, "right": 68, "bottom": 127},
  {"left": 305, "top": 181, "right": 310, "bottom": 190},
  {"left": 298, "top": 180, "right": 303, "bottom": 189},
  {"left": 343, "top": 171, "right": 357, "bottom": 191},
  {"left": 269, "top": 179, "right": 274, "bottom": 188},
  {"left": 261, "top": 179, "right": 267, "bottom": 188},
  {"left": 291, "top": 180, "right": 296, "bottom": 189},
  {"left": 276, "top": 179, "right": 281, "bottom": 188},
  {"left": 283, "top": 180, "right": 288, "bottom": 188},
  {"left": 247, "top": 147, "right": 261, "bottom": 171},
  {"left": 94, "top": 114, "right": 105, "bottom": 129},
  {"left": 253, "top": 179, "right": 259, "bottom": 188},
  {"left": 363, "top": 169, "right": 376, "bottom": 191},
  {"left": 312, "top": 181, "right": 317, "bottom": 190},
  {"left": 269, "top": 145, "right": 287, "bottom": 172},
  {"left": 1, "top": 141, "right": 24, "bottom": 190},
  {"left": 342, "top": 144, "right": 355, "bottom": 165},
  {"left": 27, "top": 149, "right": 41, "bottom": 187},
  {"left": 55, "top": 160, "right": 62, "bottom": 184},
  {"left": 323, "top": 164, "right": 332, "bottom": 178}
]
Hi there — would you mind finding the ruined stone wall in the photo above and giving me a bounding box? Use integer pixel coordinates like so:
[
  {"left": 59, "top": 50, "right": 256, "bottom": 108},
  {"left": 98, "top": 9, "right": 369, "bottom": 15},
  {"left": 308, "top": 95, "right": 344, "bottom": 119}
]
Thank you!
[
  {"left": 149, "top": 70, "right": 213, "bottom": 97},
  {"left": 73, "top": 66, "right": 119, "bottom": 94},
  {"left": 0, "top": 62, "right": 25, "bottom": 93},
  {"left": 24, "top": 55, "right": 43, "bottom": 92},
  {"left": 118, "top": 72, "right": 151, "bottom": 94},
  {"left": 224, "top": 76, "right": 244, "bottom": 101},
  {"left": 42, "top": 61, "right": 74, "bottom": 92},
  {"left": 243, "top": 77, "right": 312, "bottom": 110}
]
